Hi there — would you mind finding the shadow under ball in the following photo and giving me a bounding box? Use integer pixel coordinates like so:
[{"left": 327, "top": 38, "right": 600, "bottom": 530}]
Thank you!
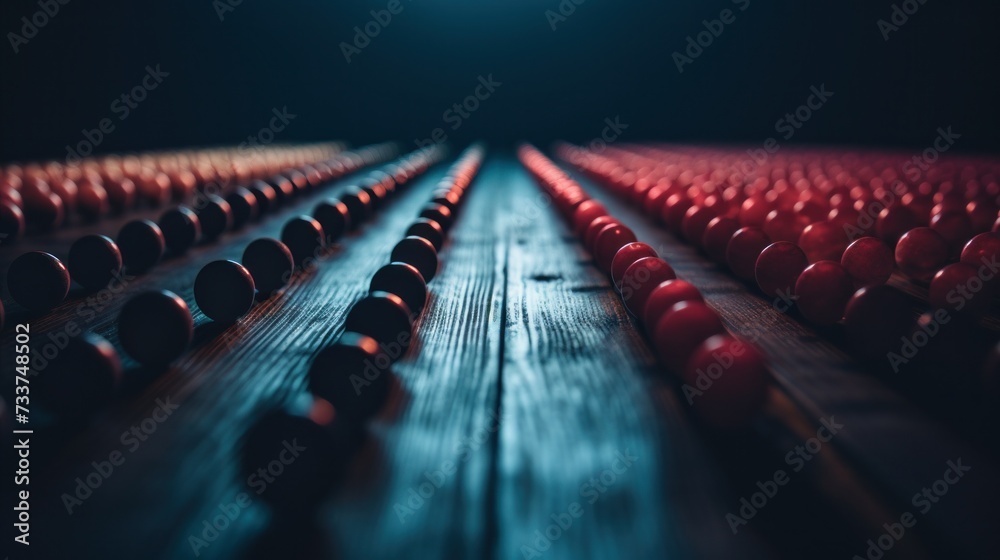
[
  {"left": 343, "top": 291, "right": 413, "bottom": 356},
  {"left": 370, "top": 262, "right": 427, "bottom": 314},
  {"left": 391, "top": 236, "right": 438, "bottom": 282},
  {"left": 341, "top": 187, "right": 372, "bottom": 229},
  {"left": 158, "top": 207, "right": 201, "bottom": 254},
  {"left": 225, "top": 187, "right": 258, "bottom": 230},
  {"left": 242, "top": 238, "right": 295, "bottom": 297},
  {"left": 37, "top": 332, "right": 121, "bottom": 419},
  {"left": 281, "top": 216, "right": 326, "bottom": 267},
  {"left": 196, "top": 195, "right": 233, "bottom": 242},
  {"left": 308, "top": 332, "right": 392, "bottom": 422},
  {"left": 68, "top": 235, "right": 122, "bottom": 291},
  {"left": 313, "top": 198, "right": 350, "bottom": 244},
  {"left": 117, "top": 290, "right": 193, "bottom": 366},
  {"left": 117, "top": 219, "right": 165, "bottom": 273},
  {"left": 7, "top": 251, "right": 70, "bottom": 312},
  {"left": 195, "top": 260, "right": 256, "bottom": 323},
  {"left": 405, "top": 218, "right": 444, "bottom": 251}
]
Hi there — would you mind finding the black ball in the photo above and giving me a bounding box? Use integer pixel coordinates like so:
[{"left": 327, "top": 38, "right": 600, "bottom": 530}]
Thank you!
[
  {"left": 0, "top": 201, "right": 25, "bottom": 244},
  {"left": 343, "top": 292, "right": 413, "bottom": 357},
  {"left": 420, "top": 203, "right": 454, "bottom": 231},
  {"left": 68, "top": 235, "right": 122, "bottom": 291},
  {"left": 391, "top": 236, "right": 438, "bottom": 282},
  {"left": 370, "top": 262, "right": 427, "bottom": 314},
  {"left": 247, "top": 180, "right": 278, "bottom": 216},
  {"left": 405, "top": 218, "right": 445, "bottom": 251},
  {"left": 359, "top": 179, "right": 387, "bottom": 210},
  {"left": 430, "top": 189, "right": 461, "bottom": 213},
  {"left": 158, "top": 207, "right": 201, "bottom": 255},
  {"left": 195, "top": 260, "right": 256, "bottom": 323},
  {"left": 286, "top": 170, "right": 310, "bottom": 193},
  {"left": 242, "top": 238, "right": 294, "bottom": 296},
  {"left": 7, "top": 251, "right": 70, "bottom": 312},
  {"left": 341, "top": 187, "right": 372, "bottom": 229},
  {"left": 370, "top": 170, "right": 395, "bottom": 194},
  {"left": 313, "top": 199, "right": 350, "bottom": 244},
  {"left": 118, "top": 290, "right": 193, "bottom": 366},
  {"left": 225, "top": 187, "right": 258, "bottom": 230},
  {"left": 196, "top": 195, "right": 233, "bottom": 241},
  {"left": 240, "top": 399, "right": 348, "bottom": 511},
  {"left": 281, "top": 216, "right": 325, "bottom": 267},
  {"left": 117, "top": 219, "right": 165, "bottom": 273},
  {"left": 38, "top": 332, "right": 121, "bottom": 418},
  {"left": 266, "top": 175, "right": 296, "bottom": 204},
  {"left": 308, "top": 332, "right": 392, "bottom": 421}
]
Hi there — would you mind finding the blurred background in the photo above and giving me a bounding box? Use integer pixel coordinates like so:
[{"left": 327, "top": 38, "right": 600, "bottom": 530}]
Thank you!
[{"left": 2, "top": 0, "right": 998, "bottom": 161}]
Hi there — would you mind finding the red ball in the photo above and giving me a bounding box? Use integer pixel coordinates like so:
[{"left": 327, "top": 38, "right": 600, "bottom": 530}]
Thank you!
[
  {"left": 642, "top": 279, "right": 703, "bottom": 329},
  {"left": 661, "top": 194, "right": 692, "bottom": 233},
  {"left": 702, "top": 216, "right": 740, "bottom": 263},
  {"left": 798, "top": 221, "right": 849, "bottom": 263},
  {"left": 876, "top": 205, "right": 920, "bottom": 248},
  {"left": 681, "top": 205, "right": 719, "bottom": 246},
  {"left": 841, "top": 237, "right": 894, "bottom": 287},
  {"left": 726, "top": 227, "right": 771, "bottom": 282},
  {"left": 895, "top": 227, "right": 949, "bottom": 282},
  {"left": 794, "top": 261, "right": 854, "bottom": 325},
  {"left": 593, "top": 223, "right": 637, "bottom": 272},
  {"left": 930, "top": 211, "right": 974, "bottom": 257},
  {"left": 755, "top": 242, "right": 808, "bottom": 299},
  {"left": 929, "top": 263, "right": 993, "bottom": 316},
  {"left": 960, "top": 232, "right": 1000, "bottom": 268},
  {"left": 621, "top": 257, "right": 676, "bottom": 316},
  {"left": 653, "top": 301, "right": 726, "bottom": 372},
  {"left": 763, "top": 209, "right": 809, "bottom": 243},
  {"left": 611, "top": 242, "right": 658, "bottom": 289},
  {"left": 683, "top": 335, "right": 769, "bottom": 430},
  {"left": 584, "top": 215, "right": 619, "bottom": 250},
  {"left": 739, "top": 196, "right": 771, "bottom": 228},
  {"left": 572, "top": 200, "right": 607, "bottom": 237}
]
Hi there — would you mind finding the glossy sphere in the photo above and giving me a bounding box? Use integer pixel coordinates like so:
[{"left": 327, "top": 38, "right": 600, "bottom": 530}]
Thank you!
[
  {"left": 660, "top": 194, "right": 692, "bottom": 233},
  {"left": 680, "top": 205, "right": 718, "bottom": 245},
  {"left": 247, "top": 181, "right": 278, "bottom": 216},
  {"left": 798, "top": 221, "right": 849, "bottom": 263},
  {"left": 195, "top": 260, "right": 256, "bottom": 323},
  {"left": 38, "top": 332, "right": 121, "bottom": 418},
  {"left": 0, "top": 201, "right": 25, "bottom": 243},
  {"left": 594, "top": 224, "right": 637, "bottom": 272},
  {"left": 24, "top": 190, "right": 64, "bottom": 231},
  {"left": 281, "top": 216, "right": 326, "bottom": 267},
  {"left": 876, "top": 206, "right": 921, "bottom": 247},
  {"left": 117, "top": 220, "right": 165, "bottom": 273},
  {"left": 343, "top": 292, "right": 413, "bottom": 355},
  {"left": 68, "top": 235, "right": 122, "bottom": 291},
  {"left": 930, "top": 211, "right": 974, "bottom": 256},
  {"left": 267, "top": 175, "right": 296, "bottom": 203},
  {"left": 894, "top": 227, "right": 949, "bottom": 282},
  {"left": 196, "top": 195, "right": 233, "bottom": 241},
  {"left": 762, "top": 209, "right": 809, "bottom": 243},
  {"left": 308, "top": 332, "right": 393, "bottom": 422},
  {"left": 583, "top": 216, "right": 619, "bottom": 250},
  {"left": 158, "top": 207, "right": 201, "bottom": 254},
  {"left": 960, "top": 232, "right": 1000, "bottom": 268},
  {"left": 7, "top": 251, "right": 70, "bottom": 312},
  {"left": 642, "top": 279, "right": 703, "bottom": 329},
  {"left": 360, "top": 181, "right": 387, "bottom": 210},
  {"left": 104, "top": 177, "right": 136, "bottom": 213},
  {"left": 610, "top": 242, "right": 658, "bottom": 289},
  {"left": 620, "top": 257, "right": 677, "bottom": 317},
  {"left": 841, "top": 237, "right": 894, "bottom": 287},
  {"left": 242, "top": 238, "right": 294, "bottom": 297},
  {"left": 702, "top": 216, "right": 740, "bottom": 264},
  {"left": 843, "top": 285, "right": 916, "bottom": 364},
  {"left": 755, "top": 242, "right": 808, "bottom": 299},
  {"left": 726, "top": 227, "right": 771, "bottom": 282},
  {"left": 341, "top": 187, "right": 372, "bottom": 229},
  {"left": 684, "top": 335, "right": 769, "bottom": 430},
  {"left": 76, "top": 182, "right": 109, "bottom": 221},
  {"left": 929, "top": 263, "right": 993, "bottom": 316},
  {"left": 653, "top": 301, "right": 726, "bottom": 372},
  {"left": 391, "top": 236, "right": 438, "bottom": 282},
  {"left": 225, "top": 187, "right": 258, "bottom": 230},
  {"left": 370, "top": 258, "right": 427, "bottom": 310},
  {"left": 118, "top": 290, "right": 193, "bottom": 366},
  {"left": 421, "top": 203, "right": 455, "bottom": 232},
  {"left": 572, "top": 200, "right": 607, "bottom": 237},
  {"left": 313, "top": 198, "right": 350, "bottom": 243},
  {"left": 794, "top": 261, "right": 854, "bottom": 325},
  {"left": 406, "top": 218, "right": 445, "bottom": 251}
]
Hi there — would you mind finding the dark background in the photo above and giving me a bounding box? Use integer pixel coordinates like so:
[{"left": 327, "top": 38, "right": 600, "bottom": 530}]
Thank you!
[{"left": 1, "top": 0, "right": 998, "bottom": 162}]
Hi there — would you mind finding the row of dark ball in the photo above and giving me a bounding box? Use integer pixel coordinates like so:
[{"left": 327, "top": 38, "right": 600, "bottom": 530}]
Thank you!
[
  {"left": 28, "top": 147, "right": 440, "bottom": 424},
  {"left": 239, "top": 144, "right": 485, "bottom": 512}
]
